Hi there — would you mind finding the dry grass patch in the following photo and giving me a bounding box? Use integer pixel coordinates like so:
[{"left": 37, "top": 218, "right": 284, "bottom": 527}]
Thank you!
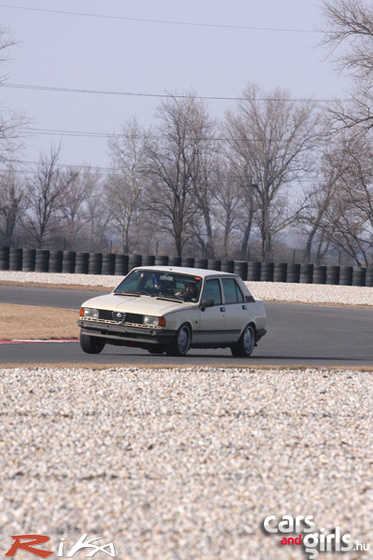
[
  {"left": 0, "top": 304, "right": 79, "bottom": 340},
  {"left": 0, "top": 280, "right": 111, "bottom": 291}
]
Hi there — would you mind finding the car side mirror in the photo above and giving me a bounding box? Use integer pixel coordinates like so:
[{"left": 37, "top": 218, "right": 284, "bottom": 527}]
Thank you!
[{"left": 200, "top": 298, "right": 214, "bottom": 311}]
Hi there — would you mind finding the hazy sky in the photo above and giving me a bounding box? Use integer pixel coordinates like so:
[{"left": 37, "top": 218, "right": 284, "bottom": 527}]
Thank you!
[{"left": 0, "top": 0, "right": 348, "bottom": 172}]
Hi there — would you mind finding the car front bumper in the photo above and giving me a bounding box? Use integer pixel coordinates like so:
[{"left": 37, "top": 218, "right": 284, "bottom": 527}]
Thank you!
[{"left": 78, "top": 319, "right": 175, "bottom": 347}]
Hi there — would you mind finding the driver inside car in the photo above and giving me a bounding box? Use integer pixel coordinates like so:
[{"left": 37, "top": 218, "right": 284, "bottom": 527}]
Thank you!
[{"left": 176, "top": 281, "right": 198, "bottom": 302}]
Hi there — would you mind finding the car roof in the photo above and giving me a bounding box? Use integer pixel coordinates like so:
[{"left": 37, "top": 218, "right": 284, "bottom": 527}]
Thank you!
[{"left": 132, "top": 265, "right": 239, "bottom": 279}]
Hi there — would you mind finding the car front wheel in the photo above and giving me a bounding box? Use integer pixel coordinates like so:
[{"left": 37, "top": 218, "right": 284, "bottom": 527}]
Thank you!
[
  {"left": 80, "top": 332, "right": 106, "bottom": 354},
  {"left": 231, "top": 324, "right": 255, "bottom": 357},
  {"left": 166, "top": 324, "right": 191, "bottom": 356}
]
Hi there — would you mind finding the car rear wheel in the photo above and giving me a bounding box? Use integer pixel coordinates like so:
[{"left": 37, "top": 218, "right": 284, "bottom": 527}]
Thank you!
[
  {"left": 231, "top": 324, "right": 255, "bottom": 357},
  {"left": 166, "top": 324, "right": 191, "bottom": 356},
  {"left": 80, "top": 332, "right": 106, "bottom": 354}
]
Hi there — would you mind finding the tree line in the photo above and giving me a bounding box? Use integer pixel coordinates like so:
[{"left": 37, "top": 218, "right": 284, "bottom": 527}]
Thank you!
[{"left": 1, "top": 0, "right": 373, "bottom": 266}]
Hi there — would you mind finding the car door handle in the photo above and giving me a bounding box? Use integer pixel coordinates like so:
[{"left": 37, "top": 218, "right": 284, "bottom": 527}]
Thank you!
[
  {"left": 220, "top": 307, "right": 225, "bottom": 312},
  {"left": 242, "top": 305, "right": 247, "bottom": 310}
]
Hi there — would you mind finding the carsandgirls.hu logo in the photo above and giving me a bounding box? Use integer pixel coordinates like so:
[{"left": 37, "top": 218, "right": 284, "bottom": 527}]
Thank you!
[
  {"left": 4, "top": 534, "right": 116, "bottom": 558},
  {"left": 263, "top": 515, "right": 369, "bottom": 559}
]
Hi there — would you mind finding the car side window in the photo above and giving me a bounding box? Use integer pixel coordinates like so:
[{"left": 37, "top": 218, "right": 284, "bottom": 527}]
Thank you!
[
  {"left": 221, "top": 278, "right": 244, "bottom": 303},
  {"left": 203, "top": 279, "right": 222, "bottom": 305}
]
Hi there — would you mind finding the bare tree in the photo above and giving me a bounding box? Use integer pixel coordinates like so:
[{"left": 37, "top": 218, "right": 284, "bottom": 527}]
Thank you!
[
  {"left": 299, "top": 129, "right": 373, "bottom": 265},
  {"left": 297, "top": 151, "right": 342, "bottom": 263},
  {"left": 322, "top": 0, "right": 373, "bottom": 134},
  {"left": 225, "top": 83, "right": 321, "bottom": 261},
  {"left": 147, "top": 94, "right": 205, "bottom": 257},
  {"left": 322, "top": 0, "right": 373, "bottom": 78},
  {"left": 187, "top": 98, "right": 218, "bottom": 258},
  {"left": 22, "top": 147, "right": 64, "bottom": 247},
  {"left": 0, "top": 24, "right": 17, "bottom": 69},
  {"left": 0, "top": 26, "right": 27, "bottom": 165},
  {"left": 58, "top": 166, "right": 93, "bottom": 248},
  {"left": 0, "top": 28, "right": 26, "bottom": 245},
  {"left": 0, "top": 109, "right": 26, "bottom": 166},
  {"left": 323, "top": 134, "right": 373, "bottom": 265},
  {"left": 106, "top": 117, "right": 151, "bottom": 254},
  {"left": 0, "top": 167, "right": 23, "bottom": 245},
  {"left": 220, "top": 149, "right": 257, "bottom": 260},
  {"left": 211, "top": 158, "right": 249, "bottom": 259},
  {"left": 83, "top": 169, "right": 111, "bottom": 251}
]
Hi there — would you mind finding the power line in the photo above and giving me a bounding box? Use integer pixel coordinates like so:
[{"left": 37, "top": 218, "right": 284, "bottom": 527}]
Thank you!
[
  {"left": 1, "top": 158, "right": 317, "bottom": 183},
  {"left": 0, "top": 82, "right": 349, "bottom": 103},
  {"left": 19, "top": 127, "right": 337, "bottom": 145},
  {"left": 1, "top": 82, "right": 181, "bottom": 99},
  {"left": 0, "top": 3, "right": 318, "bottom": 34},
  {"left": 23, "top": 127, "right": 112, "bottom": 139},
  {"left": 1, "top": 158, "right": 115, "bottom": 173}
]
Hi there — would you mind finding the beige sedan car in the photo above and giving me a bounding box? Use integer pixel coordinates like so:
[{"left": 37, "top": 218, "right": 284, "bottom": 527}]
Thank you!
[{"left": 78, "top": 266, "right": 267, "bottom": 357}]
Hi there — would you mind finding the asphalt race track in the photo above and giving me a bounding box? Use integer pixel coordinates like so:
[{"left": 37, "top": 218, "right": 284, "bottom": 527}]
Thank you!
[{"left": 1, "top": 285, "right": 373, "bottom": 367}]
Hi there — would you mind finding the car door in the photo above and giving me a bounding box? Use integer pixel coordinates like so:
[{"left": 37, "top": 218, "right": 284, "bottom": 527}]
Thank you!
[
  {"left": 195, "top": 278, "right": 226, "bottom": 345},
  {"left": 220, "top": 277, "right": 248, "bottom": 344}
]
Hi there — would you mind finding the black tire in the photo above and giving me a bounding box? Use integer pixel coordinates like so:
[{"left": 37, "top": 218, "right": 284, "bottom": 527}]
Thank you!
[
  {"left": 165, "top": 324, "right": 191, "bottom": 356},
  {"left": 221, "top": 260, "right": 234, "bottom": 273},
  {"left": 181, "top": 257, "right": 194, "bottom": 268},
  {"left": 231, "top": 324, "right": 255, "bottom": 357},
  {"left": 80, "top": 332, "right": 105, "bottom": 354},
  {"left": 247, "top": 262, "right": 261, "bottom": 281},
  {"left": 147, "top": 346, "right": 166, "bottom": 354},
  {"left": 154, "top": 256, "right": 168, "bottom": 266},
  {"left": 260, "top": 262, "right": 274, "bottom": 282}
]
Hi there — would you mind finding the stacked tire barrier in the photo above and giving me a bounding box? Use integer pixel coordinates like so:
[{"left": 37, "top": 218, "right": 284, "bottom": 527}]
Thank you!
[
  {"left": 114, "top": 254, "right": 128, "bottom": 276},
  {"left": 247, "top": 262, "right": 261, "bottom": 281},
  {"left": 207, "top": 259, "right": 220, "bottom": 270},
  {"left": 1, "top": 246, "right": 373, "bottom": 286},
  {"left": 326, "top": 265, "right": 340, "bottom": 285},
  {"left": 300, "top": 264, "right": 314, "bottom": 284},
  {"left": 75, "top": 252, "right": 89, "bottom": 274},
  {"left": 339, "top": 266, "right": 353, "bottom": 286},
  {"left": 0, "top": 247, "right": 9, "bottom": 270},
  {"left": 194, "top": 258, "right": 208, "bottom": 269},
  {"left": 62, "top": 251, "right": 75, "bottom": 273},
  {"left": 313, "top": 265, "right": 327, "bottom": 285},
  {"left": 88, "top": 253, "right": 102, "bottom": 275},
  {"left": 260, "top": 262, "right": 274, "bottom": 282},
  {"left": 234, "top": 261, "right": 247, "bottom": 279},
  {"left": 22, "top": 249, "right": 36, "bottom": 272},
  {"left": 49, "top": 250, "right": 63, "bottom": 273},
  {"left": 129, "top": 254, "right": 142, "bottom": 269},
  {"left": 221, "top": 260, "right": 234, "bottom": 273},
  {"left": 366, "top": 268, "right": 373, "bottom": 287},
  {"left": 273, "top": 263, "right": 287, "bottom": 283},
  {"left": 142, "top": 255, "right": 156, "bottom": 266},
  {"left": 182, "top": 257, "right": 195, "bottom": 268},
  {"left": 286, "top": 264, "right": 300, "bottom": 283},
  {"left": 9, "top": 248, "right": 23, "bottom": 271},
  {"left": 352, "top": 266, "right": 366, "bottom": 286},
  {"left": 35, "top": 250, "right": 49, "bottom": 272},
  {"left": 102, "top": 253, "right": 115, "bottom": 275}
]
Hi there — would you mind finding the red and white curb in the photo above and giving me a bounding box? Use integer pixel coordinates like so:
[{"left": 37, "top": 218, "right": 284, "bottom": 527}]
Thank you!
[{"left": 0, "top": 339, "right": 79, "bottom": 344}]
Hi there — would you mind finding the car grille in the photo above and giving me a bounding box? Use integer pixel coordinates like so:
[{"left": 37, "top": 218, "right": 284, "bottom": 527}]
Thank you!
[{"left": 98, "top": 309, "right": 144, "bottom": 324}]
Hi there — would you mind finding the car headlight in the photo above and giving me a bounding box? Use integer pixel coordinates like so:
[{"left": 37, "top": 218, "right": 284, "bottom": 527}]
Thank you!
[
  {"left": 80, "top": 307, "right": 99, "bottom": 319},
  {"left": 143, "top": 315, "right": 166, "bottom": 327}
]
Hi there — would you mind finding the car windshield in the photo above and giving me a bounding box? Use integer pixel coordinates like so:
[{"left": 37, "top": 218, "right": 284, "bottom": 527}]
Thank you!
[{"left": 114, "top": 269, "right": 202, "bottom": 302}]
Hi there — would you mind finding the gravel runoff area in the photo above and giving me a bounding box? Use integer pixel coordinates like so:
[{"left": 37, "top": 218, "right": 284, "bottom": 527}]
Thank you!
[
  {"left": 0, "top": 367, "right": 372, "bottom": 560},
  {"left": 0, "top": 271, "right": 372, "bottom": 559},
  {"left": 1, "top": 270, "right": 373, "bottom": 306}
]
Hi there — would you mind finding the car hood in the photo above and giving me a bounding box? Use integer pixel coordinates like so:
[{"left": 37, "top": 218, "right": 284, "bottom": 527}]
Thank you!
[{"left": 80, "top": 293, "right": 189, "bottom": 315}]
